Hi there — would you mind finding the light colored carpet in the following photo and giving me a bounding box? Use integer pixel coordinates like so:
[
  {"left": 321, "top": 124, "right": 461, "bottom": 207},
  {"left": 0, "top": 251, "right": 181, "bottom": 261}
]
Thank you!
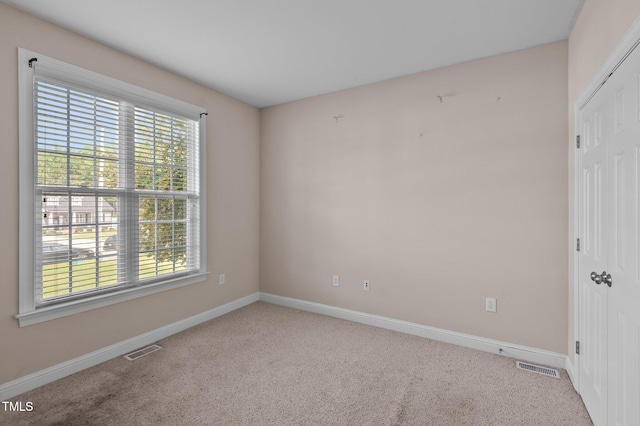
[{"left": 2, "top": 302, "right": 592, "bottom": 425}]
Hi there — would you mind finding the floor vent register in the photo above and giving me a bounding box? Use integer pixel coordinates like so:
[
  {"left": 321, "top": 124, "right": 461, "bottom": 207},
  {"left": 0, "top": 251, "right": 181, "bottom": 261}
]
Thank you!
[
  {"left": 515, "top": 361, "right": 560, "bottom": 378},
  {"left": 124, "top": 344, "right": 162, "bottom": 361}
]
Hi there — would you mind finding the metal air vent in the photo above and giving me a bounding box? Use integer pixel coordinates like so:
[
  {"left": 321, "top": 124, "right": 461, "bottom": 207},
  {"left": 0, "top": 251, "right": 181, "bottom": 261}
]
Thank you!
[
  {"left": 516, "top": 361, "right": 560, "bottom": 378},
  {"left": 124, "top": 344, "right": 162, "bottom": 361}
]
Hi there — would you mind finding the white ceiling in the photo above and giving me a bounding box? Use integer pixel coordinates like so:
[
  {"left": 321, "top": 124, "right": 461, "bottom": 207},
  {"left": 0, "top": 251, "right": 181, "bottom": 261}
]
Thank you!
[{"left": 3, "top": 0, "right": 583, "bottom": 108}]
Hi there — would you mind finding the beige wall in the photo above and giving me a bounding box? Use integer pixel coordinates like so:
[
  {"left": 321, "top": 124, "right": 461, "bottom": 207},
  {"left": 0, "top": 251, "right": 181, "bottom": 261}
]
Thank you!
[
  {"left": 260, "top": 42, "right": 569, "bottom": 353},
  {"left": 567, "top": 0, "right": 640, "bottom": 362},
  {"left": 0, "top": 3, "right": 260, "bottom": 385}
]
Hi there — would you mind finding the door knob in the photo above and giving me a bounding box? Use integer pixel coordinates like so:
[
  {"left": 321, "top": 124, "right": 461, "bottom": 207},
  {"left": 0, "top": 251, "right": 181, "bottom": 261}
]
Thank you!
[{"left": 590, "top": 271, "right": 612, "bottom": 287}]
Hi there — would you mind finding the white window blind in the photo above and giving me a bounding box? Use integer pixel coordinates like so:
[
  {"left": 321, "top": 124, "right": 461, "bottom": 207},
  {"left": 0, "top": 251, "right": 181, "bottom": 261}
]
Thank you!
[{"left": 18, "top": 49, "right": 207, "bottom": 325}]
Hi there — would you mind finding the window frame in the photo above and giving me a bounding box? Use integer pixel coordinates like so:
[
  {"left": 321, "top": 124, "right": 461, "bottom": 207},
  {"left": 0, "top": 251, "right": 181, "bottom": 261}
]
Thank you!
[{"left": 17, "top": 48, "right": 208, "bottom": 327}]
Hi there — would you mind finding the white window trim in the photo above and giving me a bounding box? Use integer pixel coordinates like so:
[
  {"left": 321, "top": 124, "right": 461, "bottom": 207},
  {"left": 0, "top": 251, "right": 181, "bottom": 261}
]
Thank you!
[{"left": 17, "top": 48, "right": 208, "bottom": 327}]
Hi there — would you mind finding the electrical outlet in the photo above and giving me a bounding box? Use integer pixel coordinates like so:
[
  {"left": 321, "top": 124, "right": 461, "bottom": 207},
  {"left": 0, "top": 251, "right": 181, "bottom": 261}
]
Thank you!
[
  {"left": 363, "top": 280, "right": 370, "bottom": 291},
  {"left": 219, "top": 273, "right": 225, "bottom": 285},
  {"left": 486, "top": 297, "right": 497, "bottom": 313},
  {"left": 333, "top": 275, "right": 340, "bottom": 287}
]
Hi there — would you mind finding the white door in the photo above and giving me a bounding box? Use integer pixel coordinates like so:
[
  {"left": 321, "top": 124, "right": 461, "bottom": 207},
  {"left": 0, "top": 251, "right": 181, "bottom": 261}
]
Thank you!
[
  {"left": 579, "top": 72, "right": 611, "bottom": 426},
  {"left": 604, "top": 42, "right": 640, "bottom": 426},
  {"left": 578, "top": 41, "right": 640, "bottom": 426}
]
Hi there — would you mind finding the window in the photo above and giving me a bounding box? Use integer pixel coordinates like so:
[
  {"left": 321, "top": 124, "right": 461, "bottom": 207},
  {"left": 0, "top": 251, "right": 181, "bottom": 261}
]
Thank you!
[{"left": 17, "top": 49, "right": 208, "bottom": 326}]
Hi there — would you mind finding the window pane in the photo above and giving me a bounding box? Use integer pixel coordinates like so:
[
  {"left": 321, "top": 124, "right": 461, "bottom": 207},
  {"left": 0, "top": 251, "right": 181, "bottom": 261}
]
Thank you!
[
  {"left": 38, "top": 152, "right": 67, "bottom": 186},
  {"left": 157, "top": 198, "right": 173, "bottom": 221},
  {"left": 98, "top": 257, "right": 118, "bottom": 288},
  {"left": 71, "top": 262, "right": 97, "bottom": 292},
  {"left": 174, "top": 140, "right": 187, "bottom": 167},
  {"left": 155, "top": 166, "right": 171, "bottom": 190},
  {"left": 139, "top": 197, "right": 155, "bottom": 222},
  {"left": 99, "top": 159, "right": 118, "bottom": 189},
  {"left": 135, "top": 139, "right": 154, "bottom": 162},
  {"left": 139, "top": 223, "right": 156, "bottom": 253},
  {"left": 173, "top": 167, "right": 187, "bottom": 191},
  {"left": 68, "top": 154, "right": 94, "bottom": 187},
  {"left": 157, "top": 223, "right": 173, "bottom": 249},
  {"left": 156, "top": 140, "right": 171, "bottom": 162},
  {"left": 175, "top": 222, "right": 186, "bottom": 248},
  {"left": 136, "top": 165, "right": 154, "bottom": 190},
  {"left": 157, "top": 249, "right": 174, "bottom": 276},
  {"left": 139, "top": 254, "right": 156, "bottom": 280},
  {"left": 42, "top": 261, "right": 70, "bottom": 299},
  {"left": 174, "top": 247, "right": 187, "bottom": 267},
  {"left": 174, "top": 198, "right": 186, "bottom": 220}
]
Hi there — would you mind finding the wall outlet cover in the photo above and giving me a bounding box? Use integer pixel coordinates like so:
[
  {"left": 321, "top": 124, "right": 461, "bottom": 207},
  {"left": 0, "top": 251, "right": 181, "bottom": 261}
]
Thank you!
[{"left": 486, "top": 297, "right": 497, "bottom": 313}]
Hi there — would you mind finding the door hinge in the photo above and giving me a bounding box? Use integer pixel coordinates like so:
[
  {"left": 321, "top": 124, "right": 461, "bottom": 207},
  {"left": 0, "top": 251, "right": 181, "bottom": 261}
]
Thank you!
[
  {"left": 576, "top": 238, "right": 580, "bottom": 252},
  {"left": 576, "top": 135, "right": 580, "bottom": 148},
  {"left": 576, "top": 341, "right": 580, "bottom": 355}
]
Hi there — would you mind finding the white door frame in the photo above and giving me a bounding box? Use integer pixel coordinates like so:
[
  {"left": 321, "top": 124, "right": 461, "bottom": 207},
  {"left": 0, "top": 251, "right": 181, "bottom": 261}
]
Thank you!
[{"left": 572, "top": 16, "right": 640, "bottom": 395}]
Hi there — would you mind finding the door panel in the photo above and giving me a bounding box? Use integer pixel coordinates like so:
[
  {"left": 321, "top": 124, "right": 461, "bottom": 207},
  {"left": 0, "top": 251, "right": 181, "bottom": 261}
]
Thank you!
[
  {"left": 605, "top": 42, "right": 640, "bottom": 426},
  {"left": 579, "top": 99, "right": 610, "bottom": 425},
  {"left": 612, "top": 152, "right": 625, "bottom": 273},
  {"left": 595, "top": 161, "right": 605, "bottom": 261},
  {"left": 584, "top": 166, "right": 591, "bottom": 254}
]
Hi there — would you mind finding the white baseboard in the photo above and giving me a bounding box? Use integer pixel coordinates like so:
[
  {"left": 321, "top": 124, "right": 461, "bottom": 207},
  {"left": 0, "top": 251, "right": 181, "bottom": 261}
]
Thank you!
[
  {"left": 0, "top": 292, "right": 259, "bottom": 401},
  {"left": 260, "top": 292, "right": 568, "bottom": 370},
  {"left": 565, "top": 357, "right": 578, "bottom": 392}
]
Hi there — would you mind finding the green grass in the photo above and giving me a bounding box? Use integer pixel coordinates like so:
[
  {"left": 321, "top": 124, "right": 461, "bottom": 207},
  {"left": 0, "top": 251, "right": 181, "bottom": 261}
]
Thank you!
[
  {"left": 43, "top": 229, "right": 117, "bottom": 241},
  {"left": 42, "top": 256, "right": 186, "bottom": 299},
  {"left": 70, "top": 229, "right": 116, "bottom": 241}
]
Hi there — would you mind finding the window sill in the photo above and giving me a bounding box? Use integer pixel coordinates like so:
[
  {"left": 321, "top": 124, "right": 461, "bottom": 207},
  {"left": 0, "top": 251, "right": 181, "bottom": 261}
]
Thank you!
[{"left": 15, "top": 272, "right": 209, "bottom": 327}]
